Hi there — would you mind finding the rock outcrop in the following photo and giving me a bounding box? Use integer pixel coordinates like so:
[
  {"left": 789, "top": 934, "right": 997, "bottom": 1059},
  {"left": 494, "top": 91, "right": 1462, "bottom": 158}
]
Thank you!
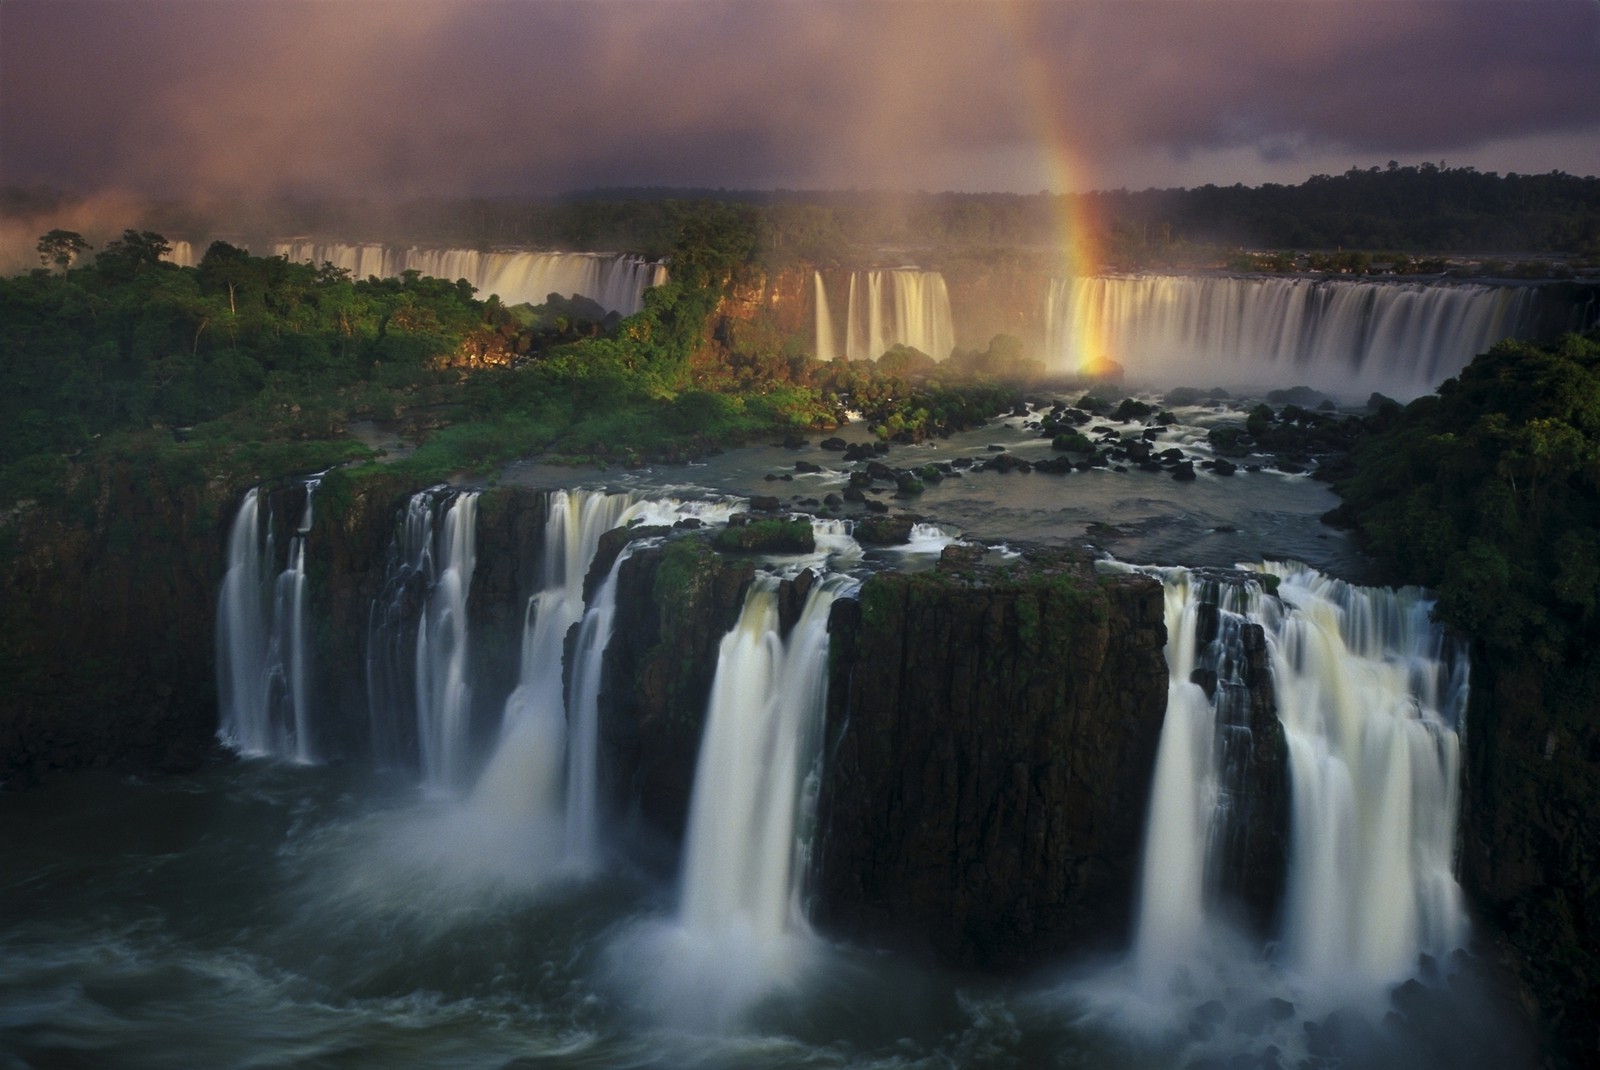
[
  {"left": 812, "top": 546, "right": 1170, "bottom": 968},
  {"left": 594, "top": 537, "right": 754, "bottom": 842},
  {"left": 0, "top": 460, "right": 235, "bottom": 784},
  {"left": 1191, "top": 586, "right": 1289, "bottom": 936}
]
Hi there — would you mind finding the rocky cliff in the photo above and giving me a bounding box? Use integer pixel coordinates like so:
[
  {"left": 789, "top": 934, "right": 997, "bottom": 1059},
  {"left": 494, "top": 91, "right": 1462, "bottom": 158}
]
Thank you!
[
  {"left": 593, "top": 535, "right": 754, "bottom": 844},
  {"left": 1, "top": 461, "right": 238, "bottom": 784},
  {"left": 812, "top": 546, "right": 1170, "bottom": 968}
]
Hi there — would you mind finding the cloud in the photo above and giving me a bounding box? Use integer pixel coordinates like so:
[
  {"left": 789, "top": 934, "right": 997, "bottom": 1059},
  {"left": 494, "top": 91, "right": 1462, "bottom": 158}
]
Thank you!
[{"left": 2, "top": 0, "right": 1596, "bottom": 201}]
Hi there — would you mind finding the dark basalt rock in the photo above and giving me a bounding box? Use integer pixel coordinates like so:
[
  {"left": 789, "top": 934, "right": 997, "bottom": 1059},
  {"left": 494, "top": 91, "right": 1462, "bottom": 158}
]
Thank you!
[
  {"left": 853, "top": 513, "right": 920, "bottom": 546},
  {"left": 585, "top": 524, "right": 671, "bottom": 603},
  {"left": 594, "top": 538, "right": 754, "bottom": 841},
  {"left": 1191, "top": 579, "right": 1289, "bottom": 935},
  {"left": 813, "top": 548, "right": 1168, "bottom": 969}
]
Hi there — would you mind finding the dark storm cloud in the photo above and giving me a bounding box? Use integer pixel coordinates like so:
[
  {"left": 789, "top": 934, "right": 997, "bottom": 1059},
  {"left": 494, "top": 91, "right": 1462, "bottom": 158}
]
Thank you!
[{"left": 2, "top": 0, "right": 1596, "bottom": 200}]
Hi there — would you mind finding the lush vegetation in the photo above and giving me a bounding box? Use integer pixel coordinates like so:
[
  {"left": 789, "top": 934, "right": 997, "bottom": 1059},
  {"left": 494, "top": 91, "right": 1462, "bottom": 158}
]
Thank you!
[
  {"left": 1335, "top": 333, "right": 1600, "bottom": 663},
  {"left": 1, "top": 201, "right": 1051, "bottom": 514}
]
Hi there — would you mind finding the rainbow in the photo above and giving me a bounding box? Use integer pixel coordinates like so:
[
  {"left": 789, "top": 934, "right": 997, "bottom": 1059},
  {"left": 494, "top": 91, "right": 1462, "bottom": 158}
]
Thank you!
[{"left": 1001, "top": 2, "right": 1118, "bottom": 379}]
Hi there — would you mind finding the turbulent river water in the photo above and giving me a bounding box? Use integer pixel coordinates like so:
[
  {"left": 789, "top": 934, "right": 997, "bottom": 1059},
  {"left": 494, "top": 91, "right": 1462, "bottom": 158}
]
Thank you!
[{"left": 1, "top": 394, "right": 1527, "bottom": 1069}]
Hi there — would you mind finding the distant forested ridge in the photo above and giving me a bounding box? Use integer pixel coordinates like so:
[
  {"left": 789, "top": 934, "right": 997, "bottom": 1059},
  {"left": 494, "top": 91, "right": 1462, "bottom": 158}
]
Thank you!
[{"left": 7, "top": 162, "right": 1596, "bottom": 273}]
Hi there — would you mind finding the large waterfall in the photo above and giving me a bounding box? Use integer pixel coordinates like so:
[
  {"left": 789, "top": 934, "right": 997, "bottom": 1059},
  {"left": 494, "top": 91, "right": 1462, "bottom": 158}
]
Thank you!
[
  {"left": 1127, "top": 560, "right": 1468, "bottom": 1010},
  {"left": 215, "top": 480, "right": 319, "bottom": 762},
  {"left": 623, "top": 572, "right": 850, "bottom": 1029},
  {"left": 271, "top": 242, "right": 668, "bottom": 316},
  {"left": 814, "top": 269, "right": 956, "bottom": 362},
  {"left": 168, "top": 480, "right": 1518, "bottom": 1065},
  {"left": 1047, "top": 274, "right": 1536, "bottom": 399}
]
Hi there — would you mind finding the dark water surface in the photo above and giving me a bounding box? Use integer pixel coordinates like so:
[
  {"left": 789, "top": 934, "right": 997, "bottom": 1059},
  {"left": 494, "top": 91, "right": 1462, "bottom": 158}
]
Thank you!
[
  {"left": 0, "top": 760, "right": 1526, "bottom": 1069},
  {"left": 0, "top": 763, "right": 1160, "bottom": 1069}
]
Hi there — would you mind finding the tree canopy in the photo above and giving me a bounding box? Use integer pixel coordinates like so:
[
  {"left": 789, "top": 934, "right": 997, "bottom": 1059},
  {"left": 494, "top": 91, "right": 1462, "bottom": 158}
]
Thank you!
[{"left": 1335, "top": 333, "right": 1600, "bottom": 662}]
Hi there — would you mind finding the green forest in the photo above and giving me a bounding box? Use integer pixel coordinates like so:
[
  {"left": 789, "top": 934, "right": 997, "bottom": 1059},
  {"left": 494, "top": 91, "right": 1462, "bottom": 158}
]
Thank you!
[
  {"left": 1335, "top": 333, "right": 1600, "bottom": 665},
  {"left": 0, "top": 204, "right": 1022, "bottom": 514},
  {"left": 9, "top": 162, "right": 1598, "bottom": 273}
]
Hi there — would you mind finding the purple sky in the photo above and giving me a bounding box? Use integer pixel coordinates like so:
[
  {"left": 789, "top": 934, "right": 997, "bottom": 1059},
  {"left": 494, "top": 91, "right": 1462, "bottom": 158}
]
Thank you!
[{"left": 3, "top": 0, "right": 1598, "bottom": 200}]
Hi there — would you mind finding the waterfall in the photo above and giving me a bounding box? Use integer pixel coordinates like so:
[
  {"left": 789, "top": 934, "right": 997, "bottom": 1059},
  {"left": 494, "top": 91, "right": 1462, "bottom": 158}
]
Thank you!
[
  {"left": 680, "top": 574, "right": 843, "bottom": 938},
  {"left": 366, "top": 494, "right": 436, "bottom": 770},
  {"left": 1045, "top": 275, "right": 1537, "bottom": 399},
  {"left": 813, "top": 271, "right": 838, "bottom": 363},
  {"left": 215, "top": 480, "right": 319, "bottom": 762},
  {"left": 413, "top": 491, "right": 480, "bottom": 793},
  {"left": 820, "top": 268, "right": 954, "bottom": 362},
  {"left": 623, "top": 571, "right": 850, "bottom": 1028},
  {"left": 560, "top": 551, "right": 629, "bottom": 869},
  {"left": 271, "top": 242, "right": 666, "bottom": 316},
  {"left": 475, "top": 490, "right": 637, "bottom": 821},
  {"left": 217, "top": 488, "right": 270, "bottom": 755},
  {"left": 162, "top": 240, "right": 197, "bottom": 267},
  {"left": 1128, "top": 560, "right": 1469, "bottom": 1004},
  {"left": 1131, "top": 569, "right": 1216, "bottom": 982},
  {"left": 471, "top": 489, "right": 745, "bottom": 859},
  {"left": 1264, "top": 562, "right": 1469, "bottom": 995}
]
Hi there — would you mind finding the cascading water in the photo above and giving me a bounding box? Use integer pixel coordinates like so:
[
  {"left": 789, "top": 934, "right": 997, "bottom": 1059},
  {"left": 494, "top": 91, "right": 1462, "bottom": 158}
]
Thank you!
[
  {"left": 414, "top": 491, "right": 480, "bottom": 794},
  {"left": 1264, "top": 562, "right": 1469, "bottom": 996},
  {"left": 366, "top": 494, "right": 437, "bottom": 770},
  {"left": 471, "top": 489, "right": 639, "bottom": 840},
  {"left": 1127, "top": 560, "right": 1469, "bottom": 1009},
  {"left": 161, "top": 240, "right": 197, "bottom": 267},
  {"left": 217, "top": 488, "right": 270, "bottom": 755},
  {"left": 272, "top": 242, "right": 667, "bottom": 316},
  {"left": 680, "top": 574, "right": 843, "bottom": 941},
  {"left": 813, "top": 271, "right": 838, "bottom": 363},
  {"left": 560, "top": 549, "right": 630, "bottom": 869},
  {"left": 812, "top": 269, "right": 955, "bottom": 362},
  {"left": 621, "top": 571, "right": 851, "bottom": 1029},
  {"left": 215, "top": 480, "right": 319, "bottom": 762},
  {"left": 1046, "top": 274, "right": 1536, "bottom": 399},
  {"left": 473, "top": 489, "right": 746, "bottom": 860}
]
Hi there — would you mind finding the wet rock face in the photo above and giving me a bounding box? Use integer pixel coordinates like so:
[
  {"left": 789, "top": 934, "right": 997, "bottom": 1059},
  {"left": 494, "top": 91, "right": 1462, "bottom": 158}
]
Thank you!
[
  {"left": 0, "top": 462, "right": 235, "bottom": 785},
  {"left": 811, "top": 547, "right": 1170, "bottom": 969},
  {"left": 595, "top": 537, "right": 754, "bottom": 843},
  {"left": 1192, "top": 594, "right": 1288, "bottom": 937}
]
